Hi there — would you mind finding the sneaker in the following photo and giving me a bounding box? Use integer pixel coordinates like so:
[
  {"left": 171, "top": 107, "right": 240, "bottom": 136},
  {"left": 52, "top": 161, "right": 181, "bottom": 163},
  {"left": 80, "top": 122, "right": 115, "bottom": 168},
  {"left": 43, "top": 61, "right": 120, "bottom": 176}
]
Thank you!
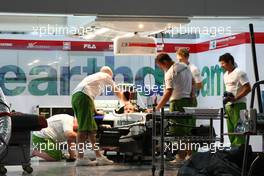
[
  {"left": 96, "top": 155, "right": 114, "bottom": 166},
  {"left": 74, "top": 158, "right": 97, "bottom": 166}
]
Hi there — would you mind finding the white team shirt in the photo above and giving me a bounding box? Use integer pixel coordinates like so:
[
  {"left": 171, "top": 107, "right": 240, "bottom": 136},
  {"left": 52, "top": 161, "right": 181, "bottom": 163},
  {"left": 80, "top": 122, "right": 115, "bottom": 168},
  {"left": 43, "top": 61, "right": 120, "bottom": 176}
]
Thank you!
[
  {"left": 189, "top": 63, "right": 202, "bottom": 84},
  {"left": 72, "top": 72, "right": 115, "bottom": 99},
  {"left": 165, "top": 63, "right": 193, "bottom": 101},
  {"left": 224, "top": 68, "right": 249, "bottom": 104},
  {"left": 33, "top": 114, "right": 74, "bottom": 142}
]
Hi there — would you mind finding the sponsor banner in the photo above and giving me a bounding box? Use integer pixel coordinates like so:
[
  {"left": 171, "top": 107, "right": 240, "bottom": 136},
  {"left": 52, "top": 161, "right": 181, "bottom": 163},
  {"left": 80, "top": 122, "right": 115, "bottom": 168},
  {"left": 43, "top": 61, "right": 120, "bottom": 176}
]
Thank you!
[
  {"left": 1, "top": 32, "right": 264, "bottom": 113},
  {"left": 2, "top": 32, "right": 264, "bottom": 52}
]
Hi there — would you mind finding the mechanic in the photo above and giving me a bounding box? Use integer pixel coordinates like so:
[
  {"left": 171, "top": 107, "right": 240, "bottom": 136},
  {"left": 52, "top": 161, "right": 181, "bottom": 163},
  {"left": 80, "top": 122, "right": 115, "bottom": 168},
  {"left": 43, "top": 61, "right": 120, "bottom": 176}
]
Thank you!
[
  {"left": 219, "top": 53, "right": 251, "bottom": 146},
  {"left": 32, "top": 114, "right": 78, "bottom": 161},
  {"left": 72, "top": 66, "right": 123, "bottom": 166}
]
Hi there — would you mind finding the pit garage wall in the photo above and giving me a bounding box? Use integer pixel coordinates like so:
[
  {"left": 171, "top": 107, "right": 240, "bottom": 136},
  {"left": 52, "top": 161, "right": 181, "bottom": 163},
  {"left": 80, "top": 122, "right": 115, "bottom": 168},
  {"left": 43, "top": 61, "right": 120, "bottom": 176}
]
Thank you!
[
  {"left": 194, "top": 33, "right": 264, "bottom": 110},
  {"left": 245, "top": 43, "right": 264, "bottom": 109},
  {"left": 194, "top": 43, "right": 248, "bottom": 144},
  {"left": 1, "top": 49, "right": 162, "bottom": 113},
  {"left": 195, "top": 44, "right": 247, "bottom": 108},
  {"left": 193, "top": 34, "right": 264, "bottom": 144},
  {"left": 1, "top": 32, "right": 264, "bottom": 114}
]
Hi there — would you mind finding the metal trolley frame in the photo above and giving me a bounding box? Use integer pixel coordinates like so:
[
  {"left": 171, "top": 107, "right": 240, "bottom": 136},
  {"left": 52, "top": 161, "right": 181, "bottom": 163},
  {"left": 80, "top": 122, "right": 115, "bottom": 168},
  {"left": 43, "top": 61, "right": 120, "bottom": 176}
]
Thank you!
[{"left": 151, "top": 108, "right": 224, "bottom": 176}]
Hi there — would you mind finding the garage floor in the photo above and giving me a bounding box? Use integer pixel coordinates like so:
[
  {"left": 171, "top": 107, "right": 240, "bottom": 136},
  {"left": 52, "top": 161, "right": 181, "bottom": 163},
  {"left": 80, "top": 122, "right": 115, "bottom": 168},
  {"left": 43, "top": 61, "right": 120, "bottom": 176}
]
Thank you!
[{"left": 5, "top": 160, "right": 179, "bottom": 176}]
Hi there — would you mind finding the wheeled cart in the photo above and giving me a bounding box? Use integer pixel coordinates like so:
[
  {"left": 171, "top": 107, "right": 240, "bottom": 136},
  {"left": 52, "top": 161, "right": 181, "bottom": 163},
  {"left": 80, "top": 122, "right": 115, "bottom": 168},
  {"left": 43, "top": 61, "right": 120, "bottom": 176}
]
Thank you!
[
  {"left": 0, "top": 113, "right": 47, "bottom": 175},
  {"left": 151, "top": 108, "right": 223, "bottom": 176},
  {"left": 240, "top": 80, "right": 264, "bottom": 176},
  {"left": 0, "top": 130, "right": 33, "bottom": 175}
]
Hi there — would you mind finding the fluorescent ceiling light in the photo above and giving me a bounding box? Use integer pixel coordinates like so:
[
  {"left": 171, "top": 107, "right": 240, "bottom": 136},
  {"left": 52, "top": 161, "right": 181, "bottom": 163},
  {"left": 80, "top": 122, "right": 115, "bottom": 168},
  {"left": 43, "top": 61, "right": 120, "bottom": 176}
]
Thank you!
[
  {"left": 95, "top": 15, "right": 190, "bottom": 22},
  {"left": 33, "top": 59, "right": 39, "bottom": 64},
  {"left": 138, "top": 24, "right": 144, "bottom": 29}
]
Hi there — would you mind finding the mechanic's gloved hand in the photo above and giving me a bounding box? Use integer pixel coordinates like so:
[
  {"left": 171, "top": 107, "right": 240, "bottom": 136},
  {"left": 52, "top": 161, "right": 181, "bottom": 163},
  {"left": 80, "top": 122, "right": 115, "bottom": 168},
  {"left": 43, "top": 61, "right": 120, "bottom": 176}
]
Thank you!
[{"left": 223, "top": 91, "right": 235, "bottom": 104}]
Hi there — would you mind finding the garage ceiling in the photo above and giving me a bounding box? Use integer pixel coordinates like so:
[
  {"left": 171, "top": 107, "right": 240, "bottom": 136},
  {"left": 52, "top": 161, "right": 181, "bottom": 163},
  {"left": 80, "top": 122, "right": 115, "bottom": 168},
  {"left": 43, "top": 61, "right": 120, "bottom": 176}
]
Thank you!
[
  {"left": 1, "top": 13, "right": 264, "bottom": 42},
  {"left": 0, "top": 0, "right": 264, "bottom": 16}
]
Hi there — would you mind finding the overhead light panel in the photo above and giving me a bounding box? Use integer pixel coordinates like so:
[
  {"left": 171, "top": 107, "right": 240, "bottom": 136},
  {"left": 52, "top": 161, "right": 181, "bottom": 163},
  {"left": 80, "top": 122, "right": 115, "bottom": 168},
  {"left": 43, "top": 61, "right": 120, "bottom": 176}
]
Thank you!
[{"left": 114, "top": 33, "right": 157, "bottom": 56}]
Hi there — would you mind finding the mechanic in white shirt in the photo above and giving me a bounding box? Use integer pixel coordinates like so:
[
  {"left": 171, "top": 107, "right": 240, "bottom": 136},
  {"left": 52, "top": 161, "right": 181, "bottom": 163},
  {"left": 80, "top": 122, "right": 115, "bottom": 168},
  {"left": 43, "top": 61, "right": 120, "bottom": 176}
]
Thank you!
[
  {"left": 32, "top": 114, "right": 78, "bottom": 161},
  {"left": 72, "top": 66, "right": 123, "bottom": 166},
  {"left": 154, "top": 53, "right": 195, "bottom": 162},
  {"left": 154, "top": 53, "right": 193, "bottom": 111},
  {"left": 176, "top": 47, "right": 203, "bottom": 106},
  {"left": 176, "top": 47, "right": 203, "bottom": 160},
  {"left": 219, "top": 53, "right": 251, "bottom": 146}
]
